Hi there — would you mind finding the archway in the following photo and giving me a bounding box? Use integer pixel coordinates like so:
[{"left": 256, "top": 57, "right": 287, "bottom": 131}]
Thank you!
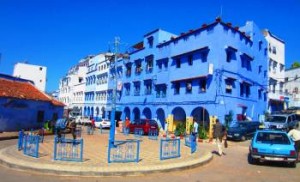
[
  {"left": 172, "top": 107, "right": 186, "bottom": 122},
  {"left": 84, "top": 107, "right": 87, "bottom": 116},
  {"left": 156, "top": 108, "right": 166, "bottom": 129},
  {"left": 91, "top": 107, "right": 94, "bottom": 118},
  {"left": 101, "top": 107, "right": 105, "bottom": 119},
  {"left": 133, "top": 107, "right": 140, "bottom": 121},
  {"left": 124, "top": 107, "right": 131, "bottom": 120},
  {"left": 191, "top": 107, "right": 210, "bottom": 131},
  {"left": 142, "top": 107, "right": 152, "bottom": 119}
]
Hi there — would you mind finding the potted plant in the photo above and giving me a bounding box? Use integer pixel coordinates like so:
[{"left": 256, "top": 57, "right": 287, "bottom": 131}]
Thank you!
[
  {"left": 198, "top": 127, "right": 208, "bottom": 142},
  {"left": 174, "top": 122, "right": 186, "bottom": 139}
]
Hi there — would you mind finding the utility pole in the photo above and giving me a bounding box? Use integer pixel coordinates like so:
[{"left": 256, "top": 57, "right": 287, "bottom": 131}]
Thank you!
[{"left": 108, "top": 37, "right": 120, "bottom": 148}]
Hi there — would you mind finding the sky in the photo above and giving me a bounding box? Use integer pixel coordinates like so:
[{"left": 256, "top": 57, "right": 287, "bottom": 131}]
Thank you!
[{"left": 0, "top": 0, "right": 299, "bottom": 92}]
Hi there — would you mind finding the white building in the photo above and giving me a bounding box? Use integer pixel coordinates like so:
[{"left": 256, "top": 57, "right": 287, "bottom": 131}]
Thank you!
[
  {"left": 84, "top": 53, "right": 112, "bottom": 119},
  {"left": 13, "top": 62, "right": 47, "bottom": 91},
  {"left": 58, "top": 57, "right": 90, "bottom": 113},
  {"left": 285, "top": 67, "right": 300, "bottom": 107},
  {"left": 263, "top": 30, "right": 286, "bottom": 112}
]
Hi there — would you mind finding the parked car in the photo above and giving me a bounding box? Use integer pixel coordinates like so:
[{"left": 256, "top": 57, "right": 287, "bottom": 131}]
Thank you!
[
  {"left": 264, "top": 114, "right": 299, "bottom": 131},
  {"left": 227, "top": 121, "right": 260, "bottom": 141},
  {"left": 95, "top": 119, "right": 111, "bottom": 129},
  {"left": 128, "top": 119, "right": 159, "bottom": 135},
  {"left": 248, "top": 130, "right": 297, "bottom": 167}
]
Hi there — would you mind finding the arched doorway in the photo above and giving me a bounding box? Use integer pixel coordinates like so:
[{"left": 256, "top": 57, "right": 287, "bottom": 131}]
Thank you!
[
  {"left": 142, "top": 107, "right": 152, "bottom": 119},
  {"left": 91, "top": 107, "right": 94, "bottom": 118},
  {"left": 133, "top": 107, "right": 140, "bottom": 121},
  {"left": 124, "top": 107, "right": 130, "bottom": 120},
  {"left": 172, "top": 107, "right": 186, "bottom": 122},
  {"left": 191, "top": 107, "right": 210, "bottom": 131},
  {"left": 101, "top": 107, "right": 105, "bottom": 119},
  {"left": 156, "top": 108, "right": 166, "bottom": 129}
]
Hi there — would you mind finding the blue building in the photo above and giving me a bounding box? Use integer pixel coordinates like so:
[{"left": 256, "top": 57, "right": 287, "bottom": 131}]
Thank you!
[
  {"left": 110, "top": 18, "right": 268, "bottom": 132},
  {"left": 0, "top": 74, "right": 65, "bottom": 132}
]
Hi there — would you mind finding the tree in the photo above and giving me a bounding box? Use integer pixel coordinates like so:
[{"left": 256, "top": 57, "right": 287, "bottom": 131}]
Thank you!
[{"left": 291, "top": 61, "right": 300, "bottom": 68}]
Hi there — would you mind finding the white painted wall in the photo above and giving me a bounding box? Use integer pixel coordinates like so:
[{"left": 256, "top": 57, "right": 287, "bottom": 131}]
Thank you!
[
  {"left": 13, "top": 63, "right": 47, "bottom": 91},
  {"left": 285, "top": 67, "right": 300, "bottom": 106}
]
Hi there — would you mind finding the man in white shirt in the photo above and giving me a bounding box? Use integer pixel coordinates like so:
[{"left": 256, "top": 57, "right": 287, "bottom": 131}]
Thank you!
[{"left": 288, "top": 124, "right": 300, "bottom": 162}]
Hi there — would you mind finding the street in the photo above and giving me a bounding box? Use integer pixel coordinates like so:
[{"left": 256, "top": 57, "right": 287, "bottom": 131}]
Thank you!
[{"left": 0, "top": 137, "right": 299, "bottom": 182}]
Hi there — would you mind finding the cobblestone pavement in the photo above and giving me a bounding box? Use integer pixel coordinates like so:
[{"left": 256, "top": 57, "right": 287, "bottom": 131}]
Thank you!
[{"left": 0, "top": 127, "right": 213, "bottom": 176}]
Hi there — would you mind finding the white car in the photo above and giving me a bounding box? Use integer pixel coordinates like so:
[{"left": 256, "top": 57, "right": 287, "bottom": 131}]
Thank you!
[{"left": 95, "top": 119, "right": 111, "bottom": 129}]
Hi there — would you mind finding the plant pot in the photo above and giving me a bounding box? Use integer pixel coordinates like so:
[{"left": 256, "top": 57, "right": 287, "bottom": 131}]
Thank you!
[{"left": 198, "top": 138, "right": 203, "bottom": 142}]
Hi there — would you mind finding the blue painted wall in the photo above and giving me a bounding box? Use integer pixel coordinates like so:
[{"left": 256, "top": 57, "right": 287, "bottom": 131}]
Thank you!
[
  {"left": 0, "top": 98, "right": 64, "bottom": 132},
  {"left": 110, "top": 20, "right": 268, "bottom": 128}
]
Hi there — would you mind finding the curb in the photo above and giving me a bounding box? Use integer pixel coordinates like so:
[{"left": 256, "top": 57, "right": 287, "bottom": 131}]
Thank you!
[{"left": 0, "top": 146, "right": 213, "bottom": 177}]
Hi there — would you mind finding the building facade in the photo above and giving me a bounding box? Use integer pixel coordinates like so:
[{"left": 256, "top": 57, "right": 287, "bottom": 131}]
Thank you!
[
  {"left": 285, "top": 67, "right": 300, "bottom": 107},
  {"left": 13, "top": 62, "right": 47, "bottom": 91},
  {"left": 114, "top": 18, "right": 268, "bottom": 131},
  {"left": 58, "top": 57, "right": 89, "bottom": 115},
  {"left": 83, "top": 53, "right": 112, "bottom": 120},
  {"left": 263, "top": 30, "right": 286, "bottom": 112}
]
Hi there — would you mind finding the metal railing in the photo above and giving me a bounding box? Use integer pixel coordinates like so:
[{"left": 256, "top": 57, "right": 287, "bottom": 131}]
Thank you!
[
  {"left": 160, "top": 138, "right": 181, "bottom": 160},
  {"left": 148, "top": 129, "right": 158, "bottom": 140},
  {"left": 108, "top": 140, "right": 140, "bottom": 163},
  {"left": 185, "top": 135, "right": 197, "bottom": 154},
  {"left": 23, "top": 134, "right": 40, "bottom": 158},
  {"left": 134, "top": 128, "right": 144, "bottom": 139},
  {"left": 53, "top": 137, "right": 84, "bottom": 162}
]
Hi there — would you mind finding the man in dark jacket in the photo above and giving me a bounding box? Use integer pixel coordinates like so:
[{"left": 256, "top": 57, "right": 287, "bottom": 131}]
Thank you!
[{"left": 213, "top": 119, "right": 225, "bottom": 156}]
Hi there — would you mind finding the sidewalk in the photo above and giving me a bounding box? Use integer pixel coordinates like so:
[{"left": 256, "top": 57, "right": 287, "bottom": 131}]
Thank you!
[{"left": 0, "top": 128, "right": 213, "bottom": 176}]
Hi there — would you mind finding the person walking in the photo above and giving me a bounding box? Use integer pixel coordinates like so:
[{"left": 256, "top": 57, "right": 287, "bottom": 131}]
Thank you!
[
  {"left": 213, "top": 119, "right": 226, "bottom": 156},
  {"left": 192, "top": 120, "right": 199, "bottom": 141},
  {"left": 288, "top": 124, "right": 300, "bottom": 162}
]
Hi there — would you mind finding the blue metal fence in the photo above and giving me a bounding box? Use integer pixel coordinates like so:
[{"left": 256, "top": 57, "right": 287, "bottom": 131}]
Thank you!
[
  {"left": 123, "top": 127, "right": 129, "bottom": 136},
  {"left": 108, "top": 140, "right": 140, "bottom": 163},
  {"left": 160, "top": 138, "right": 181, "bottom": 160},
  {"left": 134, "top": 128, "right": 143, "bottom": 139},
  {"left": 23, "top": 134, "right": 40, "bottom": 158},
  {"left": 17, "top": 131, "right": 24, "bottom": 150},
  {"left": 185, "top": 135, "right": 197, "bottom": 154},
  {"left": 75, "top": 127, "right": 82, "bottom": 138},
  {"left": 53, "top": 137, "right": 84, "bottom": 162},
  {"left": 148, "top": 129, "right": 158, "bottom": 140}
]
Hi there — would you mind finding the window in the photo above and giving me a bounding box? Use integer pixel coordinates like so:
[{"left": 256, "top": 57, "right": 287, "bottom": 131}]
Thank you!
[
  {"left": 146, "top": 55, "right": 154, "bottom": 73},
  {"left": 240, "top": 82, "right": 250, "bottom": 97},
  {"left": 39, "top": 67, "right": 43, "bottom": 71},
  {"left": 174, "top": 82, "right": 180, "bottom": 94},
  {"left": 272, "top": 46, "right": 277, "bottom": 54},
  {"left": 156, "top": 84, "right": 167, "bottom": 98},
  {"left": 199, "top": 79, "right": 206, "bottom": 93},
  {"left": 258, "top": 65, "right": 262, "bottom": 74},
  {"left": 147, "top": 36, "right": 154, "bottom": 48},
  {"left": 241, "top": 53, "right": 252, "bottom": 71},
  {"left": 144, "top": 81, "right": 152, "bottom": 95},
  {"left": 188, "top": 55, "right": 193, "bottom": 65},
  {"left": 135, "top": 60, "right": 142, "bottom": 74},
  {"left": 125, "top": 84, "right": 130, "bottom": 96},
  {"left": 176, "top": 58, "right": 181, "bottom": 68},
  {"left": 259, "top": 41, "right": 263, "bottom": 51},
  {"left": 226, "top": 47, "right": 237, "bottom": 63},
  {"left": 294, "top": 87, "right": 299, "bottom": 94},
  {"left": 134, "top": 82, "right": 140, "bottom": 96},
  {"left": 126, "top": 65, "right": 132, "bottom": 77},
  {"left": 258, "top": 89, "right": 262, "bottom": 100},
  {"left": 225, "top": 79, "right": 234, "bottom": 94},
  {"left": 37, "top": 110, "right": 44, "bottom": 123},
  {"left": 186, "top": 81, "right": 192, "bottom": 94},
  {"left": 280, "top": 64, "right": 284, "bottom": 72}
]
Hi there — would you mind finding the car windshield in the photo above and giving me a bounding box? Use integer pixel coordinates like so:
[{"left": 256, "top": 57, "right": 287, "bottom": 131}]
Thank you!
[
  {"left": 230, "top": 123, "right": 247, "bottom": 128},
  {"left": 266, "top": 116, "right": 286, "bottom": 123},
  {"left": 256, "top": 132, "right": 290, "bottom": 145}
]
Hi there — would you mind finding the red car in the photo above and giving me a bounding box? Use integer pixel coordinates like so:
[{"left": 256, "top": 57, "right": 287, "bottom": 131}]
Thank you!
[{"left": 128, "top": 119, "right": 159, "bottom": 135}]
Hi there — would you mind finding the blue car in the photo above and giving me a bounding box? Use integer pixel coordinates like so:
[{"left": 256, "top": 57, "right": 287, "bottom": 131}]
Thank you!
[{"left": 248, "top": 130, "right": 297, "bottom": 167}]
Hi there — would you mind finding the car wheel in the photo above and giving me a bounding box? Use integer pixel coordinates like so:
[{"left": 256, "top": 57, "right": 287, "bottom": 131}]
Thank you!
[{"left": 248, "top": 154, "right": 258, "bottom": 165}]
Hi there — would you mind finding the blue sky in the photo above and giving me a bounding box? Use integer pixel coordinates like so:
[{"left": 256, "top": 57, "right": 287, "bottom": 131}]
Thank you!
[{"left": 0, "top": 0, "right": 299, "bottom": 92}]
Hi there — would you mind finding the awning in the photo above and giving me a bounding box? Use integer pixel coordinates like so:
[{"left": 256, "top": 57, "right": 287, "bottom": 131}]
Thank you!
[
  {"left": 237, "top": 104, "right": 247, "bottom": 108},
  {"left": 171, "top": 75, "right": 207, "bottom": 83}
]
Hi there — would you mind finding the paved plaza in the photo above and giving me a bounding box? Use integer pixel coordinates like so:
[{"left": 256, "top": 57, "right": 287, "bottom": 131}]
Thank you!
[{"left": 0, "top": 127, "right": 213, "bottom": 176}]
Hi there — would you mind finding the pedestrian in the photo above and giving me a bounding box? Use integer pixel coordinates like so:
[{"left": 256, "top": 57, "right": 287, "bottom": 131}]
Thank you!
[
  {"left": 90, "top": 117, "right": 95, "bottom": 130},
  {"left": 125, "top": 117, "right": 130, "bottom": 128},
  {"left": 213, "top": 119, "right": 226, "bottom": 156},
  {"left": 288, "top": 124, "right": 300, "bottom": 162},
  {"left": 192, "top": 120, "right": 199, "bottom": 141}
]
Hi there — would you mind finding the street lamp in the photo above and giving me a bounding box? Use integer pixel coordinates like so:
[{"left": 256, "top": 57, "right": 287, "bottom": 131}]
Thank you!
[{"left": 107, "top": 37, "right": 120, "bottom": 148}]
